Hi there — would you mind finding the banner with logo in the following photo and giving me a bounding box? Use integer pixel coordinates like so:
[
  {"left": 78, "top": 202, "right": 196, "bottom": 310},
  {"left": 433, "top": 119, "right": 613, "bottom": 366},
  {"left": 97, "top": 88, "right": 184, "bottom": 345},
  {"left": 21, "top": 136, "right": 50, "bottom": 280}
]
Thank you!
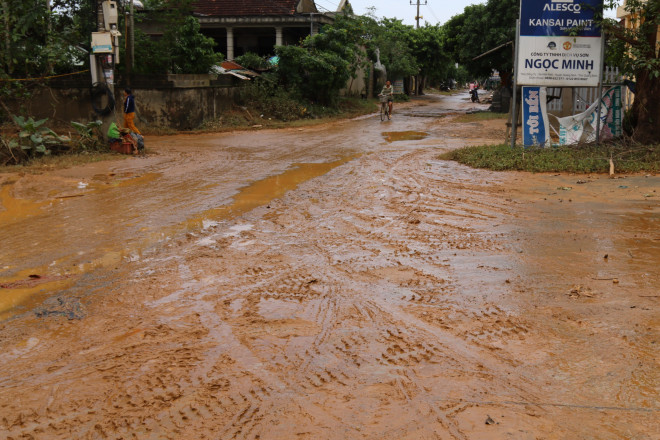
[
  {"left": 522, "top": 87, "right": 550, "bottom": 147},
  {"left": 557, "top": 86, "right": 622, "bottom": 145},
  {"left": 517, "top": 0, "right": 603, "bottom": 87}
]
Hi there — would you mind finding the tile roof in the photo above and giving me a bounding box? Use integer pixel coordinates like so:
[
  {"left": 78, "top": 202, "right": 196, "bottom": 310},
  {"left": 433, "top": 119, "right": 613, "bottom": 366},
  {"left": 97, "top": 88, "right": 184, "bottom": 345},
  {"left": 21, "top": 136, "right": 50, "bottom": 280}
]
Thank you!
[{"left": 193, "top": 0, "right": 302, "bottom": 17}]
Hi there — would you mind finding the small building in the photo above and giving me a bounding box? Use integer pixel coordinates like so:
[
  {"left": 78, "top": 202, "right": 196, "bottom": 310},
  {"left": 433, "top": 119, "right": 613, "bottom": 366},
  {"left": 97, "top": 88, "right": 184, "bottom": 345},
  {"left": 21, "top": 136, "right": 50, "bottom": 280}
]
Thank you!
[{"left": 192, "top": 0, "right": 334, "bottom": 59}]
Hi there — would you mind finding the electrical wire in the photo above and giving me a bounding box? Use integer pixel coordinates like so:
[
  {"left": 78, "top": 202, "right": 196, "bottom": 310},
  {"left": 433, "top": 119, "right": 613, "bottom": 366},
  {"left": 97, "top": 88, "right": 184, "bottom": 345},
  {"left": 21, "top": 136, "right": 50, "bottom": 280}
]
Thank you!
[
  {"left": 315, "top": 0, "right": 339, "bottom": 12},
  {"left": 0, "top": 70, "right": 90, "bottom": 82},
  {"left": 426, "top": 3, "right": 441, "bottom": 24},
  {"left": 90, "top": 82, "right": 115, "bottom": 116}
]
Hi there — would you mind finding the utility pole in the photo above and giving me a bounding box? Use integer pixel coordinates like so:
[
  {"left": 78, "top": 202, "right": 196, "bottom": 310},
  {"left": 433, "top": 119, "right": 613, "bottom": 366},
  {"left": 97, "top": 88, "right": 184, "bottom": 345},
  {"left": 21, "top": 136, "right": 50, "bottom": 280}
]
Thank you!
[
  {"left": 409, "top": 0, "right": 427, "bottom": 95},
  {"left": 91, "top": 1, "right": 121, "bottom": 136},
  {"left": 410, "top": 0, "right": 427, "bottom": 29},
  {"left": 125, "top": 0, "right": 134, "bottom": 84}
]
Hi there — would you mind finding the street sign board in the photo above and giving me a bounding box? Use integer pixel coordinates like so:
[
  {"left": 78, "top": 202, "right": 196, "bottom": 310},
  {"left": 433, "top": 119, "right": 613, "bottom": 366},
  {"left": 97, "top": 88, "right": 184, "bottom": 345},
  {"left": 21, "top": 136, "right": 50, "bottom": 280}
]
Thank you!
[{"left": 517, "top": 0, "right": 603, "bottom": 86}]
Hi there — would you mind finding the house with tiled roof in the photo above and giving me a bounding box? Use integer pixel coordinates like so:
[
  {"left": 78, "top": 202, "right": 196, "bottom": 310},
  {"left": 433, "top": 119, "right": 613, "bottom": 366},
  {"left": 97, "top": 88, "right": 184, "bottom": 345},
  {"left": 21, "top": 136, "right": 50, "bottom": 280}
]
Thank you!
[{"left": 192, "top": 0, "right": 335, "bottom": 59}]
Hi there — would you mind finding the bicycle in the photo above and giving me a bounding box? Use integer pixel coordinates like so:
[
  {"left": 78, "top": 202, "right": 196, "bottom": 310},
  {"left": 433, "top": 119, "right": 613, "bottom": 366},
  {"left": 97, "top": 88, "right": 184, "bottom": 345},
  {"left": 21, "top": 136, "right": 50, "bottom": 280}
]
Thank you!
[{"left": 379, "top": 94, "right": 390, "bottom": 121}]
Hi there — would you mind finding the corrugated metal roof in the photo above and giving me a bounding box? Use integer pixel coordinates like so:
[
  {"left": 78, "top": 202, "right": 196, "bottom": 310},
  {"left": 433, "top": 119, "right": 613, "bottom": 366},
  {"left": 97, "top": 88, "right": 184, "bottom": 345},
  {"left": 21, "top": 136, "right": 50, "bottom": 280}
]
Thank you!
[{"left": 220, "top": 60, "right": 244, "bottom": 70}]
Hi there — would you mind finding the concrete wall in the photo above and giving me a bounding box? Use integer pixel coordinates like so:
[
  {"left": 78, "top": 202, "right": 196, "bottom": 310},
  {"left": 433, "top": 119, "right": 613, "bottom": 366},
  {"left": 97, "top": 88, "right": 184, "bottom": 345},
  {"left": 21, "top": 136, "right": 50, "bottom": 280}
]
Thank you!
[
  {"left": 341, "top": 65, "right": 368, "bottom": 97},
  {"left": 340, "top": 58, "right": 369, "bottom": 98},
  {"left": 9, "top": 70, "right": 368, "bottom": 130},
  {"left": 17, "top": 87, "right": 96, "bottom": 128},
  {"left": 10, "top": 74, "right": 244, "bottom": 131}
]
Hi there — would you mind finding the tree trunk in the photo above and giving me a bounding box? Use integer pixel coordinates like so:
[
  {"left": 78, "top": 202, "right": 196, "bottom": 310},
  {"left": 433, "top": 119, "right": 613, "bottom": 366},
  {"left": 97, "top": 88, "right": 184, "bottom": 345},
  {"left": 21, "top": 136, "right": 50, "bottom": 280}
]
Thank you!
[
  {"left": 631, "top": 69, "right": 660, "bottom": 144},
  {"left": 417, "top": 75, "right": 426, "bottom": 95},
  {"left": 1, "top": 0, "right": 11, "bottom": 74}
]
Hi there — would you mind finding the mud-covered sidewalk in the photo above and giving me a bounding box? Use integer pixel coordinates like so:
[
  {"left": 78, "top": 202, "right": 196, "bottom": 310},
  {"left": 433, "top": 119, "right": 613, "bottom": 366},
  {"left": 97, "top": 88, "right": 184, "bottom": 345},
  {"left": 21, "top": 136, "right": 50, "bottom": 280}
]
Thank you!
[{"left": 0, "top": 94, "right": 658, "bottom": 439}]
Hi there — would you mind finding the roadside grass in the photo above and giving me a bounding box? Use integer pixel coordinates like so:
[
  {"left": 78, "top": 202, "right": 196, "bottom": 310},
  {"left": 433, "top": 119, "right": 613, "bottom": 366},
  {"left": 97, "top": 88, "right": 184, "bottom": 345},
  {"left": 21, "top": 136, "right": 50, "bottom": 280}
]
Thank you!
[
  {"left": 440, "top": 142, "right": 660, "bottom": 173},
  {"left": 0, "top": 152, "right": 124, "bottom": 174},
  {"left": 454, "top": 112, "right": 508, "bottom": 123}
]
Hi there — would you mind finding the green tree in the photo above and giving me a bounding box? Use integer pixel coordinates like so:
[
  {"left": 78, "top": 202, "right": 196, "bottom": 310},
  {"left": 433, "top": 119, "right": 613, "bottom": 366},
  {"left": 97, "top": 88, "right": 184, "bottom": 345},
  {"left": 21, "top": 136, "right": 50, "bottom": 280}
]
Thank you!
[
  {"left": 0, "top": 0, "right": 91, "bottom": 79},
  {"left": 409, "top": 24, "right": 452, "bottom": 92},
  {"left": 376, "top": 18, "right": 418, "bottom": 81},
  {"left": 603, "top": 0, "right": 660, "bottom": 143},
  {"left": 168, "top": 16, "right": 221, "bottom": 73},
  {"left": 275, "top": 42, "right": 351, "bottom": 105},
  {"left": 129, "top": 1, "right": 221, "bottom": 74},
  {"left": 444, "top": 0, "right": 518, "bottom": 83},
  {"left": 328, "top": 13, "right": 418, "bottom": 85}
]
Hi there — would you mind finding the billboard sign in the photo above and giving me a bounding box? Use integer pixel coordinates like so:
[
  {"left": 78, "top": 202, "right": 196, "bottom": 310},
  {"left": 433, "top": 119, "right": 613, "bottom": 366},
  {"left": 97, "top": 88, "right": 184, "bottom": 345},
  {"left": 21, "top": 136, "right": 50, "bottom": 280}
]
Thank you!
[
  {"left": 522, "top": 87, "right": 550, "bottom": 147},
  {"left": 517, "top": 0, "right": 604, "bottom": 86}
]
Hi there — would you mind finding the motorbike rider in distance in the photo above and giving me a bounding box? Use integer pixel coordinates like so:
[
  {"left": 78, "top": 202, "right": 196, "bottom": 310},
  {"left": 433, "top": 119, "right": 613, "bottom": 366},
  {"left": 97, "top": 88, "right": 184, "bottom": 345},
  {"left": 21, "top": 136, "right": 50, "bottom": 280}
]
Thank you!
[{"left": 469, "top": 81, "right": 480, "bottom": 103}]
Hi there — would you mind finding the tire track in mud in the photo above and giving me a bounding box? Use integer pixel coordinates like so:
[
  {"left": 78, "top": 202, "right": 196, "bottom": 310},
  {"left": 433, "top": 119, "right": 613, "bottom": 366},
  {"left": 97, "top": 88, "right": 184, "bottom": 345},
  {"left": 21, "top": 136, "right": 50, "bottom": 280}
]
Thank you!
[
  {"left": 5, "top": 124, "right": 642, "bottom": 438},
  {"left": 251, "top": 149, "right": 527, "bottom": 438},
  {"left": 127, "top": 147, "right": 546, "bottom": 439}
]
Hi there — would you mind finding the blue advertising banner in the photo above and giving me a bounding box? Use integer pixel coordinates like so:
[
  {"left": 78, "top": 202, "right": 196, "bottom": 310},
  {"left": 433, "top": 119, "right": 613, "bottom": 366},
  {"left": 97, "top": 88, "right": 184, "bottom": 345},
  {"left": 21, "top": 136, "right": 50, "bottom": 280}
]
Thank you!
[
  {"left": 522, "top": 87, "right": 550, "bottom": 147},
  {"left": 517, "top": 0, "right": 604, "bottom": 86},
  {"left": 520, "top": 0, "right": 602, "bottom": 37}
]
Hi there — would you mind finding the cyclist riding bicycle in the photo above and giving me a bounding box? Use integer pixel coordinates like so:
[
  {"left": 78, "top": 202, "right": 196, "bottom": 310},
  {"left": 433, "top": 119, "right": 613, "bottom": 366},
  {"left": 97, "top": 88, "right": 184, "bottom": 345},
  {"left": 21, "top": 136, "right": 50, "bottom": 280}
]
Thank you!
[{"left": 381, "top": 80, "right": 394, "bottom": 116}]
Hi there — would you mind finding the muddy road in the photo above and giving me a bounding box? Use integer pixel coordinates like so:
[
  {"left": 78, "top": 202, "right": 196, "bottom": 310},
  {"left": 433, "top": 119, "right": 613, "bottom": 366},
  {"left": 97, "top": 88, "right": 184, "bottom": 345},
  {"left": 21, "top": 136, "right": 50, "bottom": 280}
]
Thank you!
[{"left": 0, "top": 94, "right": 658, "bottom": 439}]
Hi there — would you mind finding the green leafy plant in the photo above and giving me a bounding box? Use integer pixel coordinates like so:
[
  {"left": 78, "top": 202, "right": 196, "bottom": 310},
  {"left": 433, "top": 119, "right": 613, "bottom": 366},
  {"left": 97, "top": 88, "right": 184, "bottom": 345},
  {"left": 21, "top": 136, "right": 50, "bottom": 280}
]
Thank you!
[
  {"left": 238, "top": 75, "right": 306, "bottom": 121},
  {"left": 235, "top": 52, "right": 270, "bottom": 71},
  {"left": 13, "top": 115, "right": 69, "bottom": 155},
  {"left": 71, "top": 120, "right": 103, "bottom": 150}
]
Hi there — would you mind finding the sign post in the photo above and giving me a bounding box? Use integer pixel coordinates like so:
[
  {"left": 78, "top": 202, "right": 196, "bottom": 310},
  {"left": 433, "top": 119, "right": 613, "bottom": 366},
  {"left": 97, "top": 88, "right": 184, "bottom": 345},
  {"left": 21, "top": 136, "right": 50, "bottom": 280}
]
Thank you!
[{"left": 511, "top": 20, "right": 521, "bottom": 149}]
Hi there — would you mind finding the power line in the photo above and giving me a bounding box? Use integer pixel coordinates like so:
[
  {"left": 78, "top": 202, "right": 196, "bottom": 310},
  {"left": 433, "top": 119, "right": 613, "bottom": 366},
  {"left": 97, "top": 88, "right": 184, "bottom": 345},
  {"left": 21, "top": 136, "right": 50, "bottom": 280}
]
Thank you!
[
  {"left": 426, "top": 3, "right": 441, "bottom": 24},
  {"left": 315, "top": 0, "right": 339, "bottom": 12}
]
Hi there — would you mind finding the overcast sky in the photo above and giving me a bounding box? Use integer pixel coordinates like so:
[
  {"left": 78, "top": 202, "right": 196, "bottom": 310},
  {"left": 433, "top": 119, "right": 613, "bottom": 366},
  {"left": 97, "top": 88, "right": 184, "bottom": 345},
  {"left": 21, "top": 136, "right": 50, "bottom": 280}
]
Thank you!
[{"left": 314, "top": 0, "right": 619, "bottom": 26}]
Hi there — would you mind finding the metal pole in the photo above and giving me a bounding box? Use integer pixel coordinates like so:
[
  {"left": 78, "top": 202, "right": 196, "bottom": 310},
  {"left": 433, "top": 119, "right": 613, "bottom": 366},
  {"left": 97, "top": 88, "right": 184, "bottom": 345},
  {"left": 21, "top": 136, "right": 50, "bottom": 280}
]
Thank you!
[
  {"left": 510, "top": 19, "right": 520, "bottom": 149},
  {"left": 125, "top": 12, "right": 131, "bottom": 79},
  {"left": 416, "top": 0, "right": 420, "bottom": 28},
  {"left": 595, "top": 30, "right": 606, "bottom": 144}
]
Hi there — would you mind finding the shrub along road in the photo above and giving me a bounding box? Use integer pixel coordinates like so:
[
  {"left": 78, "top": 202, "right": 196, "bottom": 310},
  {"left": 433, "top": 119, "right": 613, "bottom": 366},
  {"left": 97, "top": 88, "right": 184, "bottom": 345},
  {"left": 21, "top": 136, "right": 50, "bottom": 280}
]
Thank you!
[{"left": 0, "top": 94, "right": 658, "bottom": 439}]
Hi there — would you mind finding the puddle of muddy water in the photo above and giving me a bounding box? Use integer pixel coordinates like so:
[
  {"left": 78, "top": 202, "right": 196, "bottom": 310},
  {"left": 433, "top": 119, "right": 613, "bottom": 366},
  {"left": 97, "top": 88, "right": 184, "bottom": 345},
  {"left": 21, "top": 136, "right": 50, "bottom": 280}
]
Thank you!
[
  {"left": 183, "top": 156, "right": 356, "bottom": 230},
  {"left": 0, "top": 184, "right": 51, "bottom": 224},
  {"left": 382, "top": 131, "right": 428, "bottom": 143},
  {"left": 0, "top": 157, "right": 356, "bottom": 319}
]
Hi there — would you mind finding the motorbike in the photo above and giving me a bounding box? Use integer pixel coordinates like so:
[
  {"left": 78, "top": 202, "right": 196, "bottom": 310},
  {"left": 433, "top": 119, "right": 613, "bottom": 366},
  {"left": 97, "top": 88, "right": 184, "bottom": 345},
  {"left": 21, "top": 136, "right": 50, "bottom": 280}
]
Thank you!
[{"left": 469, "top": 87, "right": 480, "bottom": 103}]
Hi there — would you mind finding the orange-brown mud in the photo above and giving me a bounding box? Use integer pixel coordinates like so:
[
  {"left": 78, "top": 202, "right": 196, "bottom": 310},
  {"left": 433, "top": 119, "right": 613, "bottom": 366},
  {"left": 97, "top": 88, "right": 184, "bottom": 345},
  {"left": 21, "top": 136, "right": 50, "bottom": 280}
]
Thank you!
[{"left": 0, "top": 94, "right": 658, "bottom": 439}]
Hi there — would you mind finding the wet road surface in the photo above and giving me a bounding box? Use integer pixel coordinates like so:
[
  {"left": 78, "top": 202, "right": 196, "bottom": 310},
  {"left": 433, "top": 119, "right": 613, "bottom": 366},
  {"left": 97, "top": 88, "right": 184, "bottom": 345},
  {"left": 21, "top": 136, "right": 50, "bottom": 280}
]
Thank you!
[{"left": 0, "top": 93, "right": 658, "bottom": 439}]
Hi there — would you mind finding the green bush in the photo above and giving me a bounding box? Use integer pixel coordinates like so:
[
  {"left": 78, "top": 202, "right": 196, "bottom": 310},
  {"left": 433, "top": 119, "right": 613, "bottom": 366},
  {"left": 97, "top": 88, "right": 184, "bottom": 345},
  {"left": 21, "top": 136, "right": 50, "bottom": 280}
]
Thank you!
[
  {"left": 276, "top": 45, "right": 351, "bottom": 106},
  {"left": 235, "top": 53, "right": 270, "bottom": 71},
  {"left": 239, "top": 76, "right": 306, "bottom": 121},
  {"left": 1, "top": 116, "right": 70, "bottom": 165}
]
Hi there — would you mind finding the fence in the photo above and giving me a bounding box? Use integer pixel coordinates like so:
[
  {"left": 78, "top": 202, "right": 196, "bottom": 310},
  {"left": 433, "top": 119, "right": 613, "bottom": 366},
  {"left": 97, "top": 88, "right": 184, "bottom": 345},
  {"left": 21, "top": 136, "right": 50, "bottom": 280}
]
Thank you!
[{"left": 546, "top": 66, "right": 633, "bottom": 115}]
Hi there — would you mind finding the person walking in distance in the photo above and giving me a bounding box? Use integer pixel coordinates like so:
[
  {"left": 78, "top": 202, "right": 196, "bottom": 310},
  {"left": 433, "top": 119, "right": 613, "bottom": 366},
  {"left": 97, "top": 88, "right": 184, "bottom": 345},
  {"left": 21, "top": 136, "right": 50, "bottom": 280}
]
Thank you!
[
  {"left": 123, "top": 88, "right": 141, "bottom": 134},
  {"left": 381, "top": 80, "right": 394, "bottom": 116}
]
